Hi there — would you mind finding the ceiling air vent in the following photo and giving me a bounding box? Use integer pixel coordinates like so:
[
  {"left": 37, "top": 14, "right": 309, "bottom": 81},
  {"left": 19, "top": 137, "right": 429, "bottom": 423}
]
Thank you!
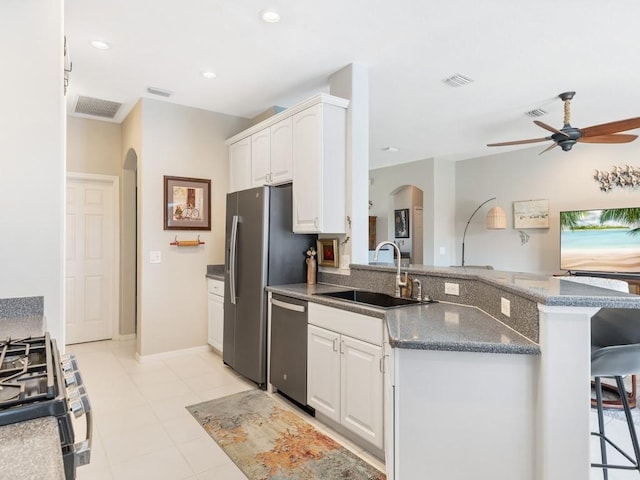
[
  {"left": 147, "top": 86, "right": 173, "bottom": 97},
  {"left": 525, "top": 108, "right": 548, "bottom": 118},
  {"left": 442, "top": 74, "right": 474, "bottom": 87},
  {"left": 74, "top": 96, "right": 122, "bottom": 119}
]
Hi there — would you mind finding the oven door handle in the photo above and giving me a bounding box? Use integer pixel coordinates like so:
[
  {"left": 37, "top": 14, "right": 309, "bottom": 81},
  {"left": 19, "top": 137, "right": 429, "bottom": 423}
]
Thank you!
[{"left": 72, "top": 386, "right": 92, "bottom": 466}]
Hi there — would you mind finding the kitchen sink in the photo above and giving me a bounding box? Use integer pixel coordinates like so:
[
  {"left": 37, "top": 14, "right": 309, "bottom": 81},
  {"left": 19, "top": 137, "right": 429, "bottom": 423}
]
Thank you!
[{"left": 316, "top": 290, "right": 421, "bottom": 309}]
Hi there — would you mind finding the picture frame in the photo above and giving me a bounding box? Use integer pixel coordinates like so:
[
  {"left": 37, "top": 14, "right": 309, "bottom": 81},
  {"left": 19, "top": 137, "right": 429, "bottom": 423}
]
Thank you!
[
  {"left": 317, "top": 238, "right": 339, "bottom": 268},
  {"left": 513, "top": 199, "right": 549, "bottom": 229},
  {"left": 394, "top": 208, "right": 410, "bottom": 238},
  {"left": 163, "top": 175, "right": 211, "bottom": 230}
]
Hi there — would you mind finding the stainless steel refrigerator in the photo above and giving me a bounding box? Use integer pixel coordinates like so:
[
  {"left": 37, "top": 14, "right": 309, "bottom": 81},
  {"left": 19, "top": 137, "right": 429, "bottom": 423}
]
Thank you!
[{"left": 223, "top": 184, "right": 316, "bottom": 386}]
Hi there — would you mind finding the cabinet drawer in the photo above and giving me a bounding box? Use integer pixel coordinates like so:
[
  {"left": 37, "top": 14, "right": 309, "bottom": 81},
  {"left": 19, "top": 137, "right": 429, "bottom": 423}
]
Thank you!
[
  {"left": 207, "top": 278, "right": 224, "bottom": 296},
  {"left": 308, "top": 303, "right": 383, "bottom": 346}
]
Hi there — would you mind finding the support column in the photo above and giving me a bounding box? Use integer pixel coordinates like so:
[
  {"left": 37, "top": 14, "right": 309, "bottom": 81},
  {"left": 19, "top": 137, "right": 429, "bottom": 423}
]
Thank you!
[
  {"left": 329, "top": 64, "right": 370, "bottom": 266},
  {"left": 536, "top": 304, "right": 597, "bottom": 479}
]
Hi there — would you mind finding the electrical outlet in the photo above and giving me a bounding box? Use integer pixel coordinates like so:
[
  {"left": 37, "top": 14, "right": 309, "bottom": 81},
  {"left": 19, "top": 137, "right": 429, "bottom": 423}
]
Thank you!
[
  {"left": 444, "top": 282, "right": 459, "bottom": 296},
  {"left": 501, "top": 297, "right": 511, "bottom": 317},
  {"left": 149, "top": 251, "right": 162, "bottom": 264}
]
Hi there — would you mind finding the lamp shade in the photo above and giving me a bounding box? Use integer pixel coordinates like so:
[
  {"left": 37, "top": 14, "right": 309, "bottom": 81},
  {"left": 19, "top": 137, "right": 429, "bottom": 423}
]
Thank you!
[{"left": 486, "top": 206, "right": 507, "bottom": 229}]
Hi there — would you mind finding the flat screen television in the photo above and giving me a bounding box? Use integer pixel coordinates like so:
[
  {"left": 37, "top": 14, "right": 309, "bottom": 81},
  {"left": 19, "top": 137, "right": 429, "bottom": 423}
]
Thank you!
[{"left": 560, "top": 207, "right": 640, "bottom": 274}]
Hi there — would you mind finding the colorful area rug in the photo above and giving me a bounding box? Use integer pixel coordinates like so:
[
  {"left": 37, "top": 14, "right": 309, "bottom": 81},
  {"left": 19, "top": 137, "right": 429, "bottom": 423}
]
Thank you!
[{"left": 187, "top": 389, "right": 386, "bottom": 480}]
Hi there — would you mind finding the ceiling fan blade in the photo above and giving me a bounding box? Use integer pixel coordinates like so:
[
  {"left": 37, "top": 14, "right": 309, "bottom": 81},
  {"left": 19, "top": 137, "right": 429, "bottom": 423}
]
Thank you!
[
  {"left": 533, "top": 120, "right": 569, "bottom": 137},
  {"left": 487, "top": 137, "right": 549, "bottom": 147},
  {"left": 580, "top": 117, "right": 640, "bottom": 137},
  {"left": 578, "top": 134, "right": 638, "bottom": 144},
  {"left": 538, "top": 143, "right": 558, "bottom": 155}
]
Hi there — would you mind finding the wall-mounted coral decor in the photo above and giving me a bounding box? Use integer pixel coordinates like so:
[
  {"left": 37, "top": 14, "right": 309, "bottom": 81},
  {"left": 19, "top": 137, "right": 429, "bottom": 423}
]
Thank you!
[{"left": 594, "top": 166, "right": 640, "bottom": 192}]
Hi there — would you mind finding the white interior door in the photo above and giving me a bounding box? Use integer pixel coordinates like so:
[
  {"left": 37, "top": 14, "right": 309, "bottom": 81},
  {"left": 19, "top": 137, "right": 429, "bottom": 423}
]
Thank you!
[{"left": 66, "top": 174, "right": 118, "bottom": 344}]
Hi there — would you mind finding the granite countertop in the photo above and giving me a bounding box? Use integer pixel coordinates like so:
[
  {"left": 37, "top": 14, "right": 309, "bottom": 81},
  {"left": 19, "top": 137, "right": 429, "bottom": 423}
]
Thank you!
[
  {"left": 206, "top": 264, "right": 225, "bottom": 281},
  {"left": 267, "top": 283, "right": 539, "bottom": 355},
  {"left": 351, "top": 264, "right": 640, "bottom": 308},
  {"left": 0, "top": 416, "right": 65, "bottom": 480}
]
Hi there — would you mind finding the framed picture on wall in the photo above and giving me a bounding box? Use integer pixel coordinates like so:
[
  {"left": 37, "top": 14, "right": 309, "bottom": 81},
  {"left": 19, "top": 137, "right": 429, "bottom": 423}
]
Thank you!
[
  {"left": 164, "top": 176, "right": 211, "bottom": 230},
  {"left": 394, "top": 208, "right": 410, "bottom": 238},
  {"left": 317, "top": 238, "right": 339, "bottom": 268},
  {"left": 513, "top": 199, "right": 549, "bottom": 229}
]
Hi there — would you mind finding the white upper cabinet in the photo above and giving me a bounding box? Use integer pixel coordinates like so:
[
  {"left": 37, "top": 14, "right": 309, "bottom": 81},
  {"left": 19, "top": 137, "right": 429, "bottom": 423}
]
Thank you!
[
  {"left": 228, "top": 137, "right": 251, "bottom": 193},
  {"left": 270, "top": 117, "right": 293, "bottom": 185},
  {"left": 250, "top": 128, "right": 271, "bottom": 187},
  {"left": 226, "top": 94, "right": 349, "bottom": 219},
  {"left": 250, "top": 117, "right": 293, "bottom": 188},
  {"left": 292, "top": 103, "right": 346, "bottom": 234}
]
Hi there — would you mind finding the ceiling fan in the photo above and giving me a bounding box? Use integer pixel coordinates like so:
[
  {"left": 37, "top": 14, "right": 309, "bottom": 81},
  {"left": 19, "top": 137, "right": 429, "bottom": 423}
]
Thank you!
[{"left": 487, "top": 92, "right": 640, "bottom": 155}]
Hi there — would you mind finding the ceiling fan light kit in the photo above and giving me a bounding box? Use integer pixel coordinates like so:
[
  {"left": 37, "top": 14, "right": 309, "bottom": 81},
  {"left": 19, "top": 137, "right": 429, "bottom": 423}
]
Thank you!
[{"left": 487, "top": 91, "right": 640, "bottom": 154}]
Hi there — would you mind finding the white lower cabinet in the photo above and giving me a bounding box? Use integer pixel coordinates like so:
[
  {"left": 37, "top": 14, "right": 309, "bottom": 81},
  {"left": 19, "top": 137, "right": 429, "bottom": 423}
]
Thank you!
[
  {"left": 207, "top": 279, "right": 224, "bottom": 352},
  {"left": 307, "top": 303, "right": 384, "bottom": 450}
]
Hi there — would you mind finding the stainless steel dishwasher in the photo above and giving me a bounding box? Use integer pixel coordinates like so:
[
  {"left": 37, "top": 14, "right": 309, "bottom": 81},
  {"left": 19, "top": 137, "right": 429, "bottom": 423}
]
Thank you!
[{"left": 270, "top": 294, "right": 308, "bottom": 406}]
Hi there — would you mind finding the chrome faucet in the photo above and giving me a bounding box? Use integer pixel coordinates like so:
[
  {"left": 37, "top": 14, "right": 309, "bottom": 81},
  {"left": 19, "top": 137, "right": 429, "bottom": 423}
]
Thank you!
[{"left": 373, "top": 241, "right": 408, "bottom": 297}]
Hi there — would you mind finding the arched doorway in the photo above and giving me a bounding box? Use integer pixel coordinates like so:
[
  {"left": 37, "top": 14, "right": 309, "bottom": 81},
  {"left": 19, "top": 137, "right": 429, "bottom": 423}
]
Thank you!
[
  {"left": 121, "top": 148, "right": 137, "bottom": 338},
  {"left": 388, "top": 185, "right": 423, "bottom": 265}
]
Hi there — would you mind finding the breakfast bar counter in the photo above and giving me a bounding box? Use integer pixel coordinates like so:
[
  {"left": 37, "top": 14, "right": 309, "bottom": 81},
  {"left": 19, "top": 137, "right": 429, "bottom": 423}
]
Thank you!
[{"left": 269, "top": 265, "right": 640, "bottom": 480}]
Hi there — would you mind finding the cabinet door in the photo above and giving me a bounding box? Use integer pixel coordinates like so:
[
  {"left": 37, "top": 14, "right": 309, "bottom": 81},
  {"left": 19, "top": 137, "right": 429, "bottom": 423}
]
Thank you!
[
  {"left": 341, "top": 335, "right": 384, "bottom": 449},
  {"left": 307, "top": 324, "right": 341, "bottom": 423},
  {"left": 270, "top": 117, "right": 293, "bottom": 185},
  {"left": 251, "top": 128, "right": 271, "bottom": 187},
  {"left": 292, "top": 104, "right": 322, "bottom": 233},
  {"left": 208, "top": 292, "right": 224, "bottom": 352},
  {"left": 229, "top": 138, "right": 252, "bottom": 192}
]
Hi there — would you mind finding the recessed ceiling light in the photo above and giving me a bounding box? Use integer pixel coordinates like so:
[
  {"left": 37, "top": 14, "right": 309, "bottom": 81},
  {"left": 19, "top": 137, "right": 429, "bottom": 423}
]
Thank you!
[
  {"left": 90, "top": 40, "right": 111, "bottom": 50},
  {"left": 381, "top": 146, "right": 399, "bottom": 152},
  {"left": 260, "top": 10, "right": 281, "bottom": 23},
  {"left": 201, "top": 71, "right": 217, "bottom": 79}
]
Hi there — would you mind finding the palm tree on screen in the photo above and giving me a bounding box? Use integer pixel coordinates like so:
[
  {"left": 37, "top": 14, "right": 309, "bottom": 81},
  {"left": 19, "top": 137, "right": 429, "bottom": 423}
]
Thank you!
[
  {"left": 600, "top": 208, "right": 640, "bottom": 236},
  {"left": 560, "top": 210, "right": 586, "bottom": 231}
]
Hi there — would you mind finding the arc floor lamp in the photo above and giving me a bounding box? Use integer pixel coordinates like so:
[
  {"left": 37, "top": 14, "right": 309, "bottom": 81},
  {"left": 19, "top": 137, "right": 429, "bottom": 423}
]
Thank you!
[{"left": 461, "top": 197, "right": 507, "bottom": 266}]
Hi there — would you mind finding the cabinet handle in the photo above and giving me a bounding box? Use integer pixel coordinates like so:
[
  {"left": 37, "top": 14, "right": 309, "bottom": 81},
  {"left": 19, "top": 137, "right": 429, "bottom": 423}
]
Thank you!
[
  {"left": 332, "top": 338, "right": 338, "bottom": 352},
  {"left": 269, "top": 172, "right": 274, "bottom": 183},
  {"left": 314, "top": 217, "right": 319, "bottom": 229},
  {"left": 265, "top": 173, "right": 270, "bottom": 184},
  {"left": 380, "top": 354, "right": 388, "bottom": 374},
  {"left": 340, "top": 340, "right": 345, "bottom": 354}
]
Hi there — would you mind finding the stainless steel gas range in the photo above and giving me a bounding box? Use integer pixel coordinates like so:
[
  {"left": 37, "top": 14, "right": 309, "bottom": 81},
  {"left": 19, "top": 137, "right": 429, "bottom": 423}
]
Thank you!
[{"left": 0, "top": 334, "right": 92, "bottom": 478}]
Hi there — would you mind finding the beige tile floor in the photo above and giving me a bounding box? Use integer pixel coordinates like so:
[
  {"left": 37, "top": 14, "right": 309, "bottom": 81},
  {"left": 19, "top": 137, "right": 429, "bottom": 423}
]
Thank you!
[{"left": 67, "top": 338, "right": 385, "bottom": 480}]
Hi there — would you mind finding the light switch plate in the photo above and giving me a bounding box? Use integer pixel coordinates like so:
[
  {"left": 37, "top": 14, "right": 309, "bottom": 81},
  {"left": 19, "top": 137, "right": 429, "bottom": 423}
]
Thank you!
[
  {"left": 149, "top": 251, "right": 162, "bottom": 264},
  {"left": 501, "top": 297, "right": 511, "bottom": 317},
  {"left": 444, "top": 282, "right": 459, "bottom": 295}
]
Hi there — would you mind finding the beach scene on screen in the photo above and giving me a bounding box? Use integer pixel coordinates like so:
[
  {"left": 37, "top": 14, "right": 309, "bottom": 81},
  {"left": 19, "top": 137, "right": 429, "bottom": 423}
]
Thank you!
[{"left": 560, "top": 208, "right": 640, "bottom": 273}]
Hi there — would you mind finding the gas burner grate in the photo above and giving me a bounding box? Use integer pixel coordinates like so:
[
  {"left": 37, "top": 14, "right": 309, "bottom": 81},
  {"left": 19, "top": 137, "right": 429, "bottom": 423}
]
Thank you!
[{"left": 0, "top": 335, "right": 56, "bottom": 407}]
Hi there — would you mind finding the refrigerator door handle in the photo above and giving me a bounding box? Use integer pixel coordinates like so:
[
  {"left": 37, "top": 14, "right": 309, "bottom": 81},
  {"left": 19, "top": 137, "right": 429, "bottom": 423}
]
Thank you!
[{"left": 229, "top": 214, "right": 239, "bottom": 305}]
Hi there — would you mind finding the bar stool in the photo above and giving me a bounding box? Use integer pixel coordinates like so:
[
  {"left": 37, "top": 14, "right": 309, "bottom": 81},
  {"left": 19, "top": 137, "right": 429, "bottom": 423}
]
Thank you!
[
  {"left": 591, "top": 307, "right": 640, "bottom": 479},
  {"left": 561, "top": 276, "right": 637, "bottom": 409}
]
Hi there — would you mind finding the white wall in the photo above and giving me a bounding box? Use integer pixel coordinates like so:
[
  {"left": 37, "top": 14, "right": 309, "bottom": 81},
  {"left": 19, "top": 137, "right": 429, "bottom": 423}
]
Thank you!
[
  {"left": 67, "top": 116, "right": 122, "bottom": 175},
  {"left": 455, "top": 142, "right": 640, "bottom": 274},
  {"left": 134, "top": 99, "right": 249, "bottom": 356},
  {"left": 0, "top": 0, "right": 65, "bottom": 341}
]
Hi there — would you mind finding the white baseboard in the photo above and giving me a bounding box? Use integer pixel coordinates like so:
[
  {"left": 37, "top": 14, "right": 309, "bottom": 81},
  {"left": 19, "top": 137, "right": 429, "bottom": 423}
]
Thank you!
[{"left": 135, "top": 344, "right": 211, "bottom": 363}]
